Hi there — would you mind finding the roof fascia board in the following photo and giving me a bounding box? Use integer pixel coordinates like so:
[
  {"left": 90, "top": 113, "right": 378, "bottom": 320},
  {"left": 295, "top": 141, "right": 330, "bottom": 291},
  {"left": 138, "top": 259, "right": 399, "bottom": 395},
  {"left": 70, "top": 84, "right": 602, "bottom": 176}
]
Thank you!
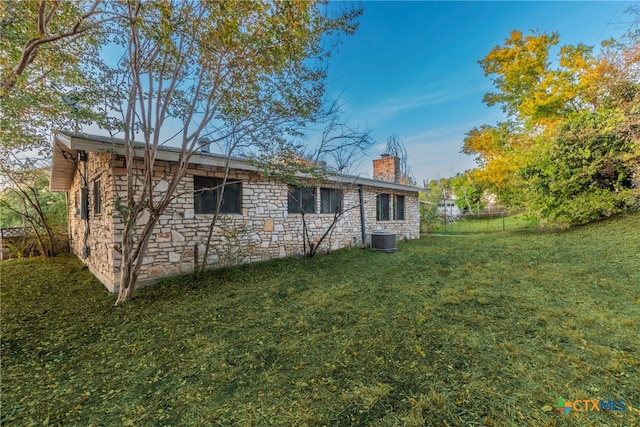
[
  {"left": 327, "top": 173, "right": 425, "bottom": 192},
  {"left": 62, "top": 134, "right": 257, "bottom": 172},
  {"left": 57, "top": 132, "right": 425, "bottom": 193}
]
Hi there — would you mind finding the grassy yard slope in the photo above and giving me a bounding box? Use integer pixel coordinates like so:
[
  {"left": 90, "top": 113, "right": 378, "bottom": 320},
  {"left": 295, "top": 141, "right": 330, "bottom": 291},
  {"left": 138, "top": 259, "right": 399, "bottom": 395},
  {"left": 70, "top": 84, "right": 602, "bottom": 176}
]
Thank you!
[
  {"left": 2, "top": 215, "right": 639, "bottom": 426},
  {"left": 433, "top": 213, "right": 538, "bottom": 234}
]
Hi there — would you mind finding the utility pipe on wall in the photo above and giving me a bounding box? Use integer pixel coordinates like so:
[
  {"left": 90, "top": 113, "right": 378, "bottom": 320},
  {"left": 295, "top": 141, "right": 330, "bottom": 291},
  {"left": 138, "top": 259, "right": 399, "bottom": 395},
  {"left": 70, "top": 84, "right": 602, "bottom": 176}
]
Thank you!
[{"left": 358, "top": 184, "right": 366, "bottom": 244}]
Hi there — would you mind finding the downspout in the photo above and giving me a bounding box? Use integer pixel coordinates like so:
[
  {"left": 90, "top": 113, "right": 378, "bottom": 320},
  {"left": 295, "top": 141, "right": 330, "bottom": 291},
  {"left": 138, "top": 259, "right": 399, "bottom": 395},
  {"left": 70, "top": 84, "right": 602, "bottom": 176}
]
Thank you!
[
  {"left": 358, "top": 184, "right": 366, "bottom": 245},
  {"left": 79, "top": 150, "right": 90, "bottom": 258}
]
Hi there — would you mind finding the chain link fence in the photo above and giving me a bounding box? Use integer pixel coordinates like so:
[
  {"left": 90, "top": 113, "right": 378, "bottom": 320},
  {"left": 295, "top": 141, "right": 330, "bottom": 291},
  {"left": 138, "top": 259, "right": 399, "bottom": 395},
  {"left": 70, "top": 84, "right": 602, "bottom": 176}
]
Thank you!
[{"left": 421, "top": 207, "right": 536, "bottom": 234}]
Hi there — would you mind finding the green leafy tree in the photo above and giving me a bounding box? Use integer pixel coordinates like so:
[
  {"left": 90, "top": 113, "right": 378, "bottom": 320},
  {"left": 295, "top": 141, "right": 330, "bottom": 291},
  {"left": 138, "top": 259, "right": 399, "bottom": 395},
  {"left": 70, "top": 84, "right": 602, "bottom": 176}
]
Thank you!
[
  {"left": 1, "top": 0, "right": 114, "bottom": 153},
  {"left": 450, "top": 172, "right": 485, "bottom": 214},
  {"left": 467, "top": 17, "right": 639, "bottom": 227},
  {"left": 419, "top": 179, "right": 448, "bottom": 232},
  {"left": 462, "top": 122, "right": 530, "bottom": 208},
  {"left": 1, "top": 0, "right": 117, "bottom": 260},
  {"left": 522, "top": 109, "right": 638, "bottom": 227},
  {"left": 107, "top": 0, "right": 361, "bottom": 304},
  {"left": 0, "top": 0, "right": 112, "bottom": 99},
  {"left": 0, "top": 165, "right": 66, "bottom": 256}
]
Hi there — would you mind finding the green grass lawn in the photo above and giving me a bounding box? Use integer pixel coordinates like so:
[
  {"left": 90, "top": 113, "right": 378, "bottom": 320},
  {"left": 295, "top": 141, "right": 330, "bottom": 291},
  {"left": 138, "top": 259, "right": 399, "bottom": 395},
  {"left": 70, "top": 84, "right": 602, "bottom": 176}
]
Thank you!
[
  {"left": 432, "top": 213, "right": 538, "bottom": 234},
  {"left": 2, "top": 215, "right": 639, "bottom": 426}
]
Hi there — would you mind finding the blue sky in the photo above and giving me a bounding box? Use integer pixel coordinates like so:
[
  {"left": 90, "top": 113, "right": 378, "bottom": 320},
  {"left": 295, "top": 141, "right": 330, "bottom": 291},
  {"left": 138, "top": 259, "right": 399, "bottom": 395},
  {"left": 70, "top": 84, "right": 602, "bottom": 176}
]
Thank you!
[{"left": 322, "top": 1, "right": 634, "bottom": 184}]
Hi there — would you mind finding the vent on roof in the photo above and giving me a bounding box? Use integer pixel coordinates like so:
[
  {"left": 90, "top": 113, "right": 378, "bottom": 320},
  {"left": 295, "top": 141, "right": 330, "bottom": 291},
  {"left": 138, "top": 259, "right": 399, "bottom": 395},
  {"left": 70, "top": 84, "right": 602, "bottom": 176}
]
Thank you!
[
  {"left": 199, "top": 137, "right": 211, "bottom": 153},
  {"left": 370, "top": 232, "right": 397, "bottom": 253}
]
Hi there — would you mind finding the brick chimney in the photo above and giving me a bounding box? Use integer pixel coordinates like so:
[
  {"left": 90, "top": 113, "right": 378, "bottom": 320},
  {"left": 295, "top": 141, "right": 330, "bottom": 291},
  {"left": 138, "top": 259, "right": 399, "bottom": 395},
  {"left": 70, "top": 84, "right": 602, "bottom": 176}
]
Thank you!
[{"left": 373, "top": 154, "right": 400, "bottom": 182}]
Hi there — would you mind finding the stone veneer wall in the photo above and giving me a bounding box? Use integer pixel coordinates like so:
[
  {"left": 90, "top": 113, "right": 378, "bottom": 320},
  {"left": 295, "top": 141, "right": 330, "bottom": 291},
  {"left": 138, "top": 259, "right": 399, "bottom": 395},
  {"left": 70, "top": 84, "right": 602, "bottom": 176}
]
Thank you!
[
  {"left": 362, "top": 187, "right": 420, "bottom": 239},
  {"left": 68, "top": 151, "right": 117, "bottom": 288},
  {"left": 70, "top": 154, "right": 420, "bottom": 291}
]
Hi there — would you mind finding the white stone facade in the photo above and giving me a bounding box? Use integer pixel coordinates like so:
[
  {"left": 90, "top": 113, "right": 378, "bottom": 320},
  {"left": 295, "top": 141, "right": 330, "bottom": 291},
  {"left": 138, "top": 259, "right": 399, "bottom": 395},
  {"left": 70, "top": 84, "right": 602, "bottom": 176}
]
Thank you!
[{"left": 55, "top": 133, "right": 421, "bottom": 292}]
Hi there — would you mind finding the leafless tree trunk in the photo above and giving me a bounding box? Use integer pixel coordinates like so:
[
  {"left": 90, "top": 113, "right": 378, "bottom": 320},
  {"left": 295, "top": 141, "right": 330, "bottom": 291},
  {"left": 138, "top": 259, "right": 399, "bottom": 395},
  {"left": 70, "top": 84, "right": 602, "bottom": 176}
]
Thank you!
[
  {"left": 301, "top": 103, "right": 374, "bottom": 257},
  {"left": 200, "top": 136, "right": 242, "bottom": 273},
  {"left": 302, "top": 189, "right": 361, "bottom": 257},
  {"left": 383, "top": 135, "right": 416, "bottom": 185},
  {"left": 199, "top": 172, "right": 236, "bottom": 273},
  {"left": 114, "top": 2, "right": 208, "bottom": 305}
]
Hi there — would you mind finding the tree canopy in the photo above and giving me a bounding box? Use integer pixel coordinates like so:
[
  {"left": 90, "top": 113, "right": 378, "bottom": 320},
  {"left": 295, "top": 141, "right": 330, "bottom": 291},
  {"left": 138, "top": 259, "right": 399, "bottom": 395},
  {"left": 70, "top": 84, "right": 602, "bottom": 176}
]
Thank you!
[
  {"left": 1, "top": 0, "right": 364, "bottom": 303},
  {"left": 464, "top": 13, "right": 640, "bottom": 227},
  {"left": 102, "top": 0, "right": 362, "bottom": 304}
]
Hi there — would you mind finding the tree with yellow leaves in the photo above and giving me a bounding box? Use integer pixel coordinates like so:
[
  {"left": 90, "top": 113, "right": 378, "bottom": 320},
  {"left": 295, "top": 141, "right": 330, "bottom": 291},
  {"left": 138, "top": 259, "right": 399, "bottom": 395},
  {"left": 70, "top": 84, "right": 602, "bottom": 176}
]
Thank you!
[{"left": 465, "top": 15, "right": 639, "bottom": 227}]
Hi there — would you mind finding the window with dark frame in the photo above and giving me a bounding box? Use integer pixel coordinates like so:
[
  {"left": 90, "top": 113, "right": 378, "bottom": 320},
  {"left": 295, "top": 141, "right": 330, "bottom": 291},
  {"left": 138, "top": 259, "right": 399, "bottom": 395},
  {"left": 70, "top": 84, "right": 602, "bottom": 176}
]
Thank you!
[
  {"left": 320, "top": 187, "right": 342, "bottom": 214},
  {"left": 93, "top": 179, "right": 101, "bottom": 215},
  {"left": 394, "top": 195, "right": 405, "bottom": 220},
  {"left": 80, "top": 187, "right": 88, "bottom": 220},
  {"left": 194, "top": 176, "right": 242, "bottom": 214},
  {"left": 288, "top": 186, "right": 315, "bottom": 214},
  {"left": 376, "top": 193, "right": 390, "bottom": 221}
]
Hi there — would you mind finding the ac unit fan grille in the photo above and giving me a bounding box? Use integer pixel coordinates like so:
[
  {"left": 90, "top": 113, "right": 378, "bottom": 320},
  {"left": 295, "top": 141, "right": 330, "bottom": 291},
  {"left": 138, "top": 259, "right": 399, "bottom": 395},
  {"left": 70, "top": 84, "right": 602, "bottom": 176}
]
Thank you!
[{"left": 371, "top": 232, "right": 397, "bottom": 253}]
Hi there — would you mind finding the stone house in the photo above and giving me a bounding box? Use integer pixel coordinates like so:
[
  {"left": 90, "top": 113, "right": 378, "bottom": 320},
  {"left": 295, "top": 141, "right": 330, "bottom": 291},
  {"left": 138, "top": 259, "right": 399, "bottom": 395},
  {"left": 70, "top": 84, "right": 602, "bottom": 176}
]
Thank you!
[{"left": 50, "top": 131, "right": 422, "bottom": 292}]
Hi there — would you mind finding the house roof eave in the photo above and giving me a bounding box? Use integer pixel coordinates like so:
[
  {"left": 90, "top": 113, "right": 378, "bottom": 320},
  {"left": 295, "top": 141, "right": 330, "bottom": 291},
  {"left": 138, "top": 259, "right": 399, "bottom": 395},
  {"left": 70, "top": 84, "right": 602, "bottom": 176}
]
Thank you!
[
  {"left": 49, "top": 134, "right": 77, "bottom": 192},
  {"left": 330, "top": 174, "right": 426, "bottom": 193},
  {"left": 49, "top": 131, "right": 426, "bottom": 194}
]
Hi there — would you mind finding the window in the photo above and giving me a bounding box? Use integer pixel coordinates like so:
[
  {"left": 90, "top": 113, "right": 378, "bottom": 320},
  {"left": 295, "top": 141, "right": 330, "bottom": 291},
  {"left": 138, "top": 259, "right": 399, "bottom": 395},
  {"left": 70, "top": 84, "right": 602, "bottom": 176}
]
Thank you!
[
  {"left": 394, "top": 195, "right": 405, "bottom": 220},
  {"left": 80, "top": 187, "right": 88, "bottom": 220},
  {"left": 320, "top": 188, "right": 342, "bottom": 214},
  {"left": 194, "top": 176, "right": 242, "bottom": 214},
  {"left": 288, "top": 186, "right": 315, "bottom": 214},
  {"left": 376, "top": 193, "right": 390, "bottom": 221},
  {"left": 93, "top": 179, "right": 101, "bottom": 215}
]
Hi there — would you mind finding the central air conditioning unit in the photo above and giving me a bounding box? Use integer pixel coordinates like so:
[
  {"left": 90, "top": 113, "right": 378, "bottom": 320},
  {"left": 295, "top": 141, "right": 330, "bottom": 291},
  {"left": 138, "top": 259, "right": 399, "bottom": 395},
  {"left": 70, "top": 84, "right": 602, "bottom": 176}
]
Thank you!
[{"left": 370, "top": 232, "right": 397, "bottom": 253}]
